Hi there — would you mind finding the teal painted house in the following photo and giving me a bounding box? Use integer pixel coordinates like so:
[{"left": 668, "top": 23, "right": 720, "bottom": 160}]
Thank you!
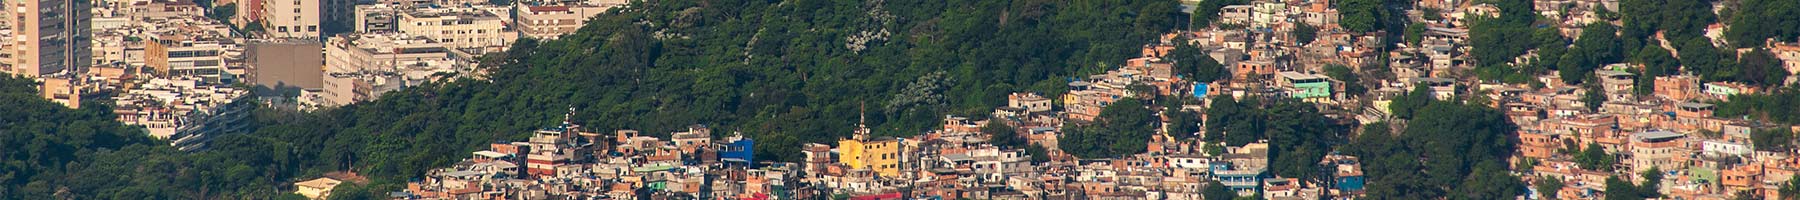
[{"left": 1277, "top": 72, "right": 1332, "bottom": 100}]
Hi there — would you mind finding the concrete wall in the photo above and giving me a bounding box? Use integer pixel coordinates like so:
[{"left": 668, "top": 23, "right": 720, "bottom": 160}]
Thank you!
[{"left": 249, "top": 41, "right": 325, "bottom": 94}]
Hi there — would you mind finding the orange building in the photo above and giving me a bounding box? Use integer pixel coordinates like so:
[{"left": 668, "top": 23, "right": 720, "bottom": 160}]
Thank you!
[
  {"left": 1721, "top": 164, "right": 1762, "bottom": 191},
  {"left": 1655, "top": 75, "right": 1701, "bottom": 101},
  {"left": 39, "top": 76, "right": 81, "bottom": 108},
  {"left": 1518, "top": 131, "right": 1562, "bottom": 160},
  {"left": 1234, "top": 61, "right": 1275, "bottom": 80},
  {"left": 1674, "top": 102, "right": 1718, "bottom": 132}
]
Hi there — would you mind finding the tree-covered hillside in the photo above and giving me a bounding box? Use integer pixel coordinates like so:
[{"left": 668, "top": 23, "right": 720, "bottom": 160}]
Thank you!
[
  {"left": 0, "top": 76, "right": 318, "bottom": 199},
  {"left": 0, "top": 76, "right": 157, "bottom": 198},
  {"left": 5, "top": 0, "right": 1190, "bottom": 198},
  {"left": 457, "top": 0, "right": 1184, "bottom": 162}
]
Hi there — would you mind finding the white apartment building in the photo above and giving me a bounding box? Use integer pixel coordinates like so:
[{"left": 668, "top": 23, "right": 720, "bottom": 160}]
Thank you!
[
  {"left": 142, "top": 18, "right": 240, "bottom": 83},
  {"left": 147, "top": 36, "right": 233, "bottom": 82},
  {"left": 515, "top": 2, "right": 620, "bottom": 39},
  {"left": 93, "top": 31, "right": 130, "bottom": 66},
  {"left": 396, "top": 7, "right": 516, "bottom": 52},
  {"left": 320, "top": 33, "right": 471, "bottom": 107},
  {"left": 354, "top": 4, "right": 401, "bottom": 33},
  {"left": 261, "top": 0, "right": 320, "bottom": 38},
  {"left": 127, "top": 0, "right": 205, "bottom": 20}
]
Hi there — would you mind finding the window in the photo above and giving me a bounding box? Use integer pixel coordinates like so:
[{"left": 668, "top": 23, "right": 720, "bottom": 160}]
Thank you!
[
  {"left": 279, "top": 26, "right": 288, "bottom": 32},
  {"left": 308, "top": 26, "right": 317, "bottom": 32},
  {"left": 192, "top": 60, "right": 221, "bottom": 67}
]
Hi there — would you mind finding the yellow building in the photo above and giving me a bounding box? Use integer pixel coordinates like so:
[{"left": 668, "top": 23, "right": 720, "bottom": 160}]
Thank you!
[
  {"left": 838, "top": 123, "right": 902, "bottom": 177},
  {"left": 294, "top": 177, "right": 343, "bottom": 200}
]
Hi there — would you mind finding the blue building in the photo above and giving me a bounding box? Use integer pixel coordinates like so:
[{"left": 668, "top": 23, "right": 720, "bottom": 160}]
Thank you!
[
  {"left": 1193, "top": 82, "right": 1209, "bottom": 98},
  {"left": 1336, "top": 174, "right": 1365, "bottom": 193},
  {"left": 1321, "top": 153, "right": 1365, "bottom": 196},
  {"left": 1210, "top": 154, "right": 1268, "bottom": 196},
  {"left": 720, "top": 134, "right": 755, "bottom": 165}
]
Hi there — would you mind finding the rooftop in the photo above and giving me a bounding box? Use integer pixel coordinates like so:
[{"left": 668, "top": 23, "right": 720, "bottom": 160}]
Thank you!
[
  {"left": 295, "top": 177, "right": 343, "bottom": 189},
  {"left": 1634, "top": 130, "right": 1686, "bottom": 142}
]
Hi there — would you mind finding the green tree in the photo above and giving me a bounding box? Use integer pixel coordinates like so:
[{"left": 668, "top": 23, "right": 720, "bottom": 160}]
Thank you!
[
  {"left": 1532, "top": 27, "right": 1569, "bottom": 75},
  {"left": 1388, "top": 85, "right": 1434, "bottom": 119},
  {"left": 1582, "top": 83, "right": 1608, "bottom": 112},
  {"left": 1631, "top": 44, "right": 1679, "bottom": 76},
  {"left": 1604, "top": 176, "right": 1638, "bottom": 200},
  {"left": 1324, "top": 65, "right": 1366, "bottom": 96},
  {"left": 1600, "top": 168, "right": 1665, "bottom": 200},
  {"left": 984, "top": 121, "right": 1023, "bottom": 148},
  {"left": 1191, "top": 0, "right": 1249, "bottom": 28},
  {"left": 1639, "top": 167, "right": 1664, "bottom": 198},
  {"left": 1204, "top": 143, "right": 1227, "bottom": 156},
  {"left": 1454, "top": 161, "right": 1527, "bottom": 200},
  {"left": 1780, "top": 175, "right": 1800, "bottom": 199},
  {"left": 1714, "top": 88, "right": 1800, "bottom": 124},
  {"left": 1629, "top": 44, "right": 1678, "bottom": 96},
  {"left": 1024, "top": 144, "right": 1050, "bottom": 163},
  {"left": 1537, "top": 177, "right": 1566, "bottom": 199},
  {"left": 1677, "top": 37, "right": 1733, "bottom": 82},
  {"left": 1061, "top": 98, "right": 1155, "bottom": 158},
  {"left": 1561, "top": 22, "right": 1623, "bottom": 85},
  {"left": 1404, "top": 102, "right": 1519, "bottom": 192},
  {"left": 1338, "top": 0, "right": 1386, "bottom": 32},
  {"left": 1206, "top": 96, "right": 1264, "bottom": 146},
  {"left": 1204, "top": 180, "right": 1237, "bottom": 200},
  {"left": 1575, "top": 143, "right": 1615, "bottom": 170},
  {"left": 1354, "top": 100, "right": 1522, "bottom": 199},
  {"left": 1753, "top": 128, "right": 1796, "bottom": 151},
  {"left": 1467, "top": 0, "right": 1538, "bottom": 68},
  {"left": 1264, "top": 99, "right": 1340, "bottom": 182},
  {"left": 208, "top": 3, "right": 236, "bottom": 23},
  {"left": 1420, "top": 8, "right": 1443, "bottom": 21},
  {"left": 1404, "top": 22, "right": 1425, "bottom": 45},
  {"left": 1172, "top": 42, "right": 1228, "bottom": 83},
  {"left": 1166, "top": 107, "right": 1202, "bottom": 140},
  {"left": 1292, "top": 23, "right": 1318, "bottom": 45},
  {"left": 1739, "top": 48, "right": 1792, "bottom": 88},
  {"left": 1723, "top": 0, "right": 1800, "bottom": 47}
]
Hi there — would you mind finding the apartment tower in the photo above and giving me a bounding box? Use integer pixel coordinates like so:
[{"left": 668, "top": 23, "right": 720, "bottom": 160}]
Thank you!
[{"left": 5, "top": 0, "right": 92, "bottom": 77}]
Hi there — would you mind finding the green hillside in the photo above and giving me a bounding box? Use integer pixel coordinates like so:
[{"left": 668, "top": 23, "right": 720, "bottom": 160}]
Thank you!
[{"left": 1, "top": 0, "right": 1187, "bottom": 198}]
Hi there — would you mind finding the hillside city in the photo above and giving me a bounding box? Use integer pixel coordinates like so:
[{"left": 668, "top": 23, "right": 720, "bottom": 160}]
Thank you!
[{"left": 2, "top": 0, "right": 1800, "bottom": 199}]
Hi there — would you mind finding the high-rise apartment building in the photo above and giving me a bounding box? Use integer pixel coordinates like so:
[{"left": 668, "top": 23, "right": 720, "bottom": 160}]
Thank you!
[
  {"left": 321, "top": 0, "right": 356, "bottom": 36},
  {"left": 5, "top": 0, "right": 93, "bottom": 77},
  {"left": 260, "top": 0, "right": 320, "bottom": 38}
]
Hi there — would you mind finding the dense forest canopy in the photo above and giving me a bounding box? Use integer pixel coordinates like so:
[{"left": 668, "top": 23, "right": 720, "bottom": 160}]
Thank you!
[
  {"left": 1468, "top": 0, "right": 1797, "bottom": 88},
  {"left": 1356, "top": 91, "right": 1525, "bottom": 199},
  {"left": 467, "top": 0, "right": 1184, "bottom": 162},
  {"left": 0, "top": 75, "right": 322, "bottom": 199}
]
